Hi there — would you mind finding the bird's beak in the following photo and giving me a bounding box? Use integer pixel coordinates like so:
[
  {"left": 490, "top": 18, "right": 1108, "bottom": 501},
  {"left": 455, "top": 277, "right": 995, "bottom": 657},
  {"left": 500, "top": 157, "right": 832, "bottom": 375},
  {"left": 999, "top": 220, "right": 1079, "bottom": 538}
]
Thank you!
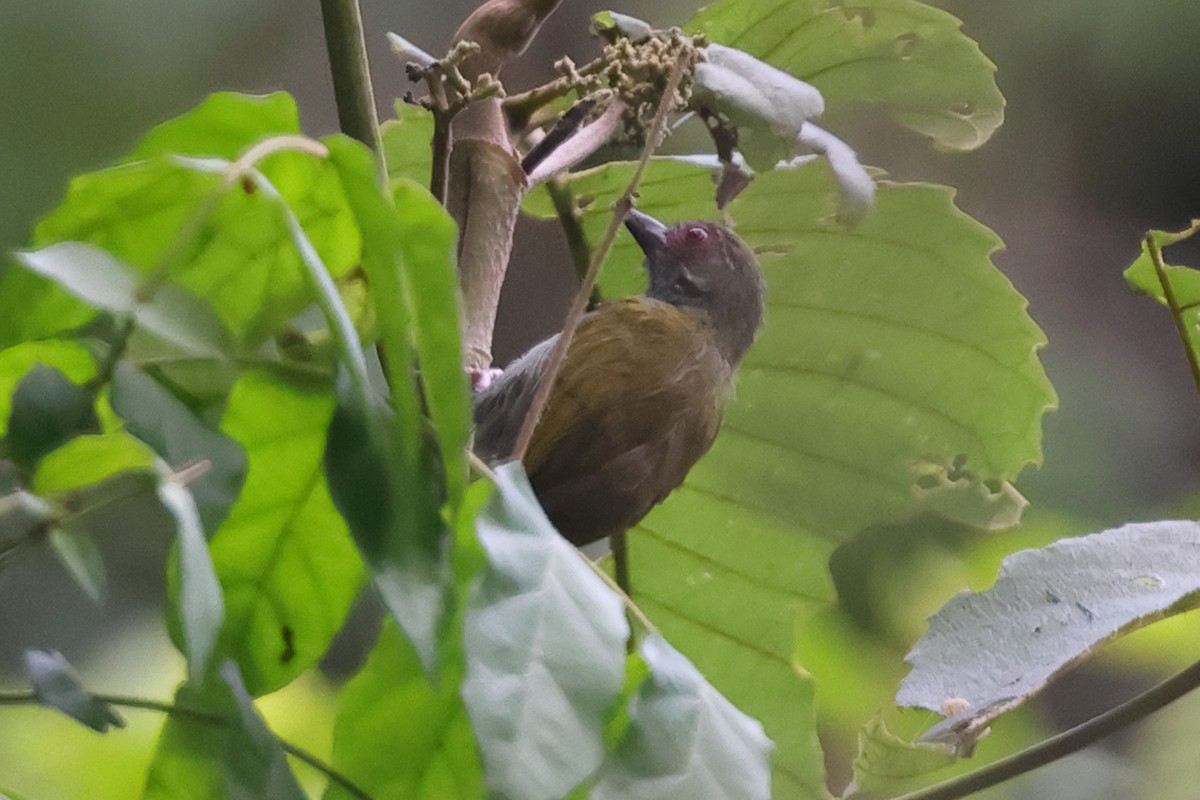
[{"left": 625, "top": 209, "right": 668, "bottom": 257}]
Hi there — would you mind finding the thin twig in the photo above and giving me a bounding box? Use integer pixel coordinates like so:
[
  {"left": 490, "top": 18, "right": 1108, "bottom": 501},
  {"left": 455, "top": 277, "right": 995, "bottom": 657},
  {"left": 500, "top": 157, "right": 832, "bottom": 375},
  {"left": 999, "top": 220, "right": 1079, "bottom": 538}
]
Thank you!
[
  {"left": 0, "top": 690, "right": 373, "bottom": 800},
  {"left": 319, "top": 0, "right": 386, "bottom": 184},
  {"left": 1146, "top": 233, "right": 1200, "bottom": 399},
  {"left": 509, "top": 59, "right": 689, "bottom": 461},
  {"left": 887, "top": 658, "right": 1200, "bottom": 800},
  {"left": 543, "top": 177, "right": 599, "bottom": 294},
  {"left": 577, "top": 542, "right": 658, "bottom": 638}
]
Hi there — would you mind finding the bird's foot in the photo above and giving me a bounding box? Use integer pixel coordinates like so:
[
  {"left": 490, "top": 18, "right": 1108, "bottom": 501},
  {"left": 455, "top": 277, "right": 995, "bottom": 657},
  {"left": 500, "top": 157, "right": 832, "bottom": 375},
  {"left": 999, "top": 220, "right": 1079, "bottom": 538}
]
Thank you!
[{"left": 467, "top": 367, "right": 504, "bottom": 392}]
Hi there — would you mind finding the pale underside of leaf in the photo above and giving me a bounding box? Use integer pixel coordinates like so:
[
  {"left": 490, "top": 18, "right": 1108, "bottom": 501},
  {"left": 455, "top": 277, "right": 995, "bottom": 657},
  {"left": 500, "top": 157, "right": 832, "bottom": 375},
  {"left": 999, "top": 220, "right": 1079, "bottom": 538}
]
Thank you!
[
  {"left": 898, "top": 520, "right": 1200, "bottom": 744},
  {"left": 687, "top": 0, "right": 1004, "bottom": 151},
  {"left": 462, "top": 463, "right": 629, "bottom": 800}
]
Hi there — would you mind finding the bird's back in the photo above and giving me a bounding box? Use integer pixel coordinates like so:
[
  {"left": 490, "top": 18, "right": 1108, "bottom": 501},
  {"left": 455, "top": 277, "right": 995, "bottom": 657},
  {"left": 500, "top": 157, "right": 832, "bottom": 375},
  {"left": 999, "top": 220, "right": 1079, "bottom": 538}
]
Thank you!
[{"left": 473, "top": 296, "right": 733, "bottom": 544}]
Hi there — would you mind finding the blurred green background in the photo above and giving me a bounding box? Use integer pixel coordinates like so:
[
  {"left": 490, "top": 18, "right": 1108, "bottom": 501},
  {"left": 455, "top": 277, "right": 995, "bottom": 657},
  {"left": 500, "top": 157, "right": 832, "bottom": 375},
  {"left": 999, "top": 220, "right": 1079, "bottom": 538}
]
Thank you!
[{"left": 3, "top": 1, "right": 1200, "bottom": 798}]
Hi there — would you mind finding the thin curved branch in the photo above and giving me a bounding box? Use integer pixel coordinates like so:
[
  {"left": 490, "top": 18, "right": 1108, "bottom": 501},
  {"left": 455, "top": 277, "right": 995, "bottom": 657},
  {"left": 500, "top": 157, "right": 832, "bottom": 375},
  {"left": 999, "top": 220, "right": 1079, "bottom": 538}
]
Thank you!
[
  {"left": 886, "top": 657, "right": 1200, "bottom": 800},
  {"left": 0, "top": 690, "right": 373, "bottom": 800}
]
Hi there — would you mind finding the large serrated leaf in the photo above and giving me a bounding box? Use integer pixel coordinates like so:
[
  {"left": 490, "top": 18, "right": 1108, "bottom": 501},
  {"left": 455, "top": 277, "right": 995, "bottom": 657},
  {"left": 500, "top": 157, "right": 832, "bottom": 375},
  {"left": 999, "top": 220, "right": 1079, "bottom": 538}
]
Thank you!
[
  {"left": 897, "top": 521, "right": 1200, "bottom": 743},
  {"left": 462, "top": 463, "right": 629, "bottom": 800},
  {"left": 687, "top": 0, "right": 1004, "bottom": 151},
  {"left": 196, "top": 370, "right": 363, "bottom": 695},
  {"left": 524, "top": 155, "right": 1053, "bottom": 796},
  {"left": 591, "top": 634, "right": 773, "bottom": 800}
]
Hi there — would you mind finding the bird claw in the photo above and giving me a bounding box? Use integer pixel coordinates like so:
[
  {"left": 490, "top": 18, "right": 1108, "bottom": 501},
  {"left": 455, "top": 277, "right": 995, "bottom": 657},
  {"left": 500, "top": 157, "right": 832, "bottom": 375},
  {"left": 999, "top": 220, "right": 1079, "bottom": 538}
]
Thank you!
[{"left": 467, "top": 367, "right": 504, "bottom": 392}]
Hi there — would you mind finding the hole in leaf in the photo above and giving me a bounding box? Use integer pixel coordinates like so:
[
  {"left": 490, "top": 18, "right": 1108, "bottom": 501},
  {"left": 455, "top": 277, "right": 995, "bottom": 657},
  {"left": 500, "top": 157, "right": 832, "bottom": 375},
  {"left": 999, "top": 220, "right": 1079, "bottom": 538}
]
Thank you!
[
  {"left": 951, "top": 100, "right": 976, "bottom": 116},
  {"left": 280, "top": 625, "right": 296, "bottom": 664},
  {"left": 1134, "top": 575, "right": 1164, "bottom": 588},
  {"left": 894, "top": 32, "right": 921, "bottom": 57}
]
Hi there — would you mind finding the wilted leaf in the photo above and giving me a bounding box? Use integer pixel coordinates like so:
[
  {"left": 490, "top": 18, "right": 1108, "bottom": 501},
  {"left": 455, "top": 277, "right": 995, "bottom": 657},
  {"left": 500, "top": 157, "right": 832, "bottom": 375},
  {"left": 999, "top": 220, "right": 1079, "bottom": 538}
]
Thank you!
[
  {"left": 898, "top": 521, "right": 1200, "bottom": 745},
  {"left": 694, "top": 43, "right": 825, "bottom": 171},
  {"left": 591, "top": 634, "right": 773, "bottom": 800},
  {"left": 688, "top": 0, "right": 1004, "bottom": 151},
  {"left": 25, "top": 650, "right": 125, "bottom": 733},
  {"left": 462, "top": 463, "right": 629, "bottom": 800}
]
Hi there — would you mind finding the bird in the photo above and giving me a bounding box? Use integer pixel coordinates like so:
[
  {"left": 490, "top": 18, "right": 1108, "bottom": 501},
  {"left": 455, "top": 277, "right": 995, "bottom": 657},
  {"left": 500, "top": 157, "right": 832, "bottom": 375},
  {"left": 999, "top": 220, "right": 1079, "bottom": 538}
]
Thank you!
[{"left": 472, "top": 209, "right": 764, "bottom": 545}]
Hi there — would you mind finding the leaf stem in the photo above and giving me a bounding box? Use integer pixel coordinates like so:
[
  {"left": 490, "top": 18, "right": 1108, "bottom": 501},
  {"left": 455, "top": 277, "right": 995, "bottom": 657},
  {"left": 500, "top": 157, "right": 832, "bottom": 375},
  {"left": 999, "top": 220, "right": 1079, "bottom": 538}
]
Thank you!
[
  {"left": 0, "top": 690, "right": 373, "bottom": 800},
  {"left": 1146, "top": 233, "right": 1200, "bottom": 400},
  {"left": 318, "top": 0, "right": 386, "bottom": 183},
  {"left": 887, "top": 657, "right": 1200, "bottom": 800},
  {"left": 510, "top": 59, "right": 689, "bottom": 461},
  {"left": 543, "top": 177, "right": 602, "bottom": 306}
]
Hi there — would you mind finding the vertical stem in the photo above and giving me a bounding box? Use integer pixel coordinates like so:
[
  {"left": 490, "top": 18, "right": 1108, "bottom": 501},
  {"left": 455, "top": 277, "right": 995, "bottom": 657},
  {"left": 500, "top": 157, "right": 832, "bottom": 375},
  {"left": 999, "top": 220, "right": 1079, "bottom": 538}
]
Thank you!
[
  {"left": 1147, "top": 234, "right": 1200, "bottom": 399},
  {"left": 319, "top": 0, "right": 387, "bottom": 183}
]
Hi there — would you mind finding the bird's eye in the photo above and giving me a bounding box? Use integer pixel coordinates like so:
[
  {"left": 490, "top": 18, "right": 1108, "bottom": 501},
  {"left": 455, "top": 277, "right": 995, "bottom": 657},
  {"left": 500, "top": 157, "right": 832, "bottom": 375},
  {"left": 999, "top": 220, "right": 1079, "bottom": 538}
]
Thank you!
[{"left": 684, "top": 226, "right": 709, "bottom": 243}]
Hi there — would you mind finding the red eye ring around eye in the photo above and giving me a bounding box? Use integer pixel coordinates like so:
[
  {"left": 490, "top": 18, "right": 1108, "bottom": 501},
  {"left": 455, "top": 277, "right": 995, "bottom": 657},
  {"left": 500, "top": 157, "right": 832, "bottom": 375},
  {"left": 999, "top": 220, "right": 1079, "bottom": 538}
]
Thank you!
[{"left": 685, "top": 226, "right": 708, "bottom": 242}]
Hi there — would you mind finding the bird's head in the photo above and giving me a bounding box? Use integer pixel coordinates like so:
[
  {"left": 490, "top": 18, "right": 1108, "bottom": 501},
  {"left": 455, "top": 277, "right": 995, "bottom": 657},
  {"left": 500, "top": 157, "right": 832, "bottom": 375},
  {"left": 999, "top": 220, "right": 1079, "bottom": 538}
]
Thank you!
[{"left": 625, "top": 209, "right": 765, "bottom": 365}]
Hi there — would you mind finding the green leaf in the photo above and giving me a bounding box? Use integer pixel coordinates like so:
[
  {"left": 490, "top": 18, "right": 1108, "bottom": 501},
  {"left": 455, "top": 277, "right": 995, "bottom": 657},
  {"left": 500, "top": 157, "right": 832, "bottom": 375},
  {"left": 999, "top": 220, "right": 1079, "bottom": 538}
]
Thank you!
[
  {"left": 852, "top": 717, "right": 956, "bottom": 794},
  {"left": 1123, "top": 220, "right": 1200, "bottom": 358},
  {"left": 687, "top": 0, "right": 1004, "bottom": 151},
  {"left": 161, "top": 477, "right": 225, "bottom": 681},
  {"left": 323, "top": 135, "right": 455, "bottom": 674},
  {"left": 591, "top": 11, "right": 654, "bottom": 43},
  {"left": 329, "top": 134, "right": 470, "bottom": 504},
  {"left": 0, "top": 341, "right": 96, "bottom": 437},
  {"left": 898, "top": 520, "right": 1200, "bottom": 746},
  {"left": 46, "top": 524, "right": 107, "bottom": 602},
  {"left": 32, "top": 432, "right": 156, "bottom": 495},
  {"left": 14, "top": 242, "right": 234, "bottom": 357},
  {"left": 527, "top": 155, "right": 1053, "bottom": 796},
  {"left": 591, "top": 634, "right": 773, "bottom": 800},
  {"left": 128, "top": 91, "right": 306, "bottom": 162},
  {"left": 24, "top": 650, "right": 125, "bottom": 733},
  {"left": 324, "top": 621, "right": 483, "bottom": 800},
  {"left": 198, "top": 370, "right": 363, "bottom": 695},
  {"left": 142, "top": 662, "right": 306, "bottom": 800},
  {"left": 382, "top": 104, "right": 436, "bottom": 186},
  {"left": 323, "top": 481, "right": 491, "bottom": 800},
  {"left": 463, "top": 463, "right": 630, "bottom": 800},
  {"left": 110, "top": 363, "right": 247, "bottom": 532},
  {"left": 2, "top": 91, "right": 360, "bottom": 348},
  {"left": 5, "top": 365, "right": 100, "bottom": 469}
]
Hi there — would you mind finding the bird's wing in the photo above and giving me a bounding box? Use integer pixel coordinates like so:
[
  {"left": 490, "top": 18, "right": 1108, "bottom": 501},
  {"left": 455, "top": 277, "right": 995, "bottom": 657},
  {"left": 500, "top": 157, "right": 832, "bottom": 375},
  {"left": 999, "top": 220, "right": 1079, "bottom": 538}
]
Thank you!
[
  {"left": 471, "top": 334, "right": 558, "bottom": 462},
  {"left": 524, "top": 298, "right": 731, "bottom": 539}
]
